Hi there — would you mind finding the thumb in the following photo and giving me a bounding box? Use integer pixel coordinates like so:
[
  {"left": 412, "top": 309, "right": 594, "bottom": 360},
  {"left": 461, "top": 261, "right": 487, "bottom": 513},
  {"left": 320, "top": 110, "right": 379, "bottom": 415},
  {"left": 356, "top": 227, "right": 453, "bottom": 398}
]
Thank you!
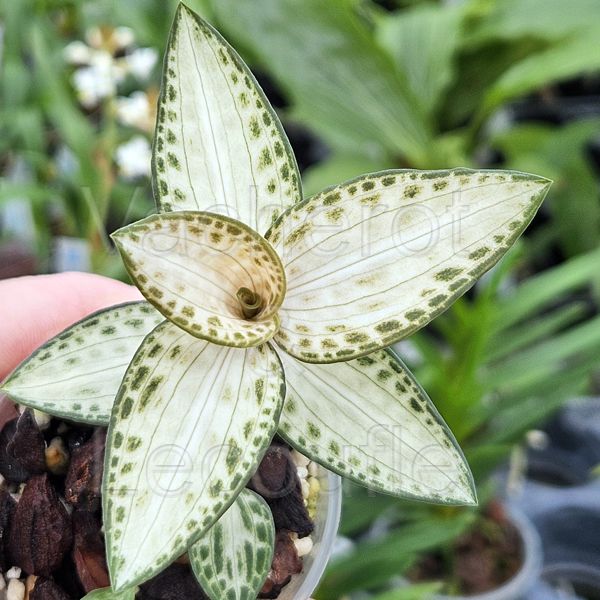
[{"left": 0, "top": 272, "right": 143, "bottom": 381}]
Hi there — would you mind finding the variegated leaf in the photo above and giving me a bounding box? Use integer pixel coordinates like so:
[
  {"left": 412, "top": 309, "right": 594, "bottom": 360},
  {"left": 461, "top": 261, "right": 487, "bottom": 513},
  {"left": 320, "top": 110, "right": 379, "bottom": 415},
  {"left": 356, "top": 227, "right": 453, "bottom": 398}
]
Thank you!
[
  {"left": 82, "top": 587, "right": 138, "bottom": 600},
  {"left": 112, "top": 211, "right": 286, "bottom": 348},
  {"left": 153, "top": 4, "right": 301, "bottom": 234},
  {"left": 267, "top": 168, "right": 551, "bottom": 363},
  {"left": 189, "top": 489, "right": 275, "bottom": 600},
  {"left": 103, "top": 321, "right": 284, "bottom": 591},
  {"left": 0, "top": 302, "right": 161, "bottom": 425},
  {"left": 277, "top": 348, "right": 476, "bottom": 505}
]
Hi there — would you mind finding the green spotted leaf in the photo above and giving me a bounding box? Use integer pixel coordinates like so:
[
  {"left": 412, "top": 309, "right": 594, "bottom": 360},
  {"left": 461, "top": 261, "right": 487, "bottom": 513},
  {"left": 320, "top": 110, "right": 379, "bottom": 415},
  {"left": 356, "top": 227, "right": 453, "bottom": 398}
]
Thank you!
[
  {"left": 82, "top": 587, "right": 138, "bottom": 600},
  {"left": 189, "top": 489, "right": 275, "bottom": 600},
  {"left": 277, "top": 348, "right": 476, "bottom": 505},
  {"left": 153, "top": 3, "right": 301, "bottom": 234},
  {"left": 0, "top": 302, "right": 162, "bottom": 425},
  {"left": 111, "top": 211, "right": 286, "bottom": 348},
  {"left": 103, "top": 320, "right": 284, "bottom": 591},
  {"left": 267, "top": 168, "right": 551, "bottom": 363}
]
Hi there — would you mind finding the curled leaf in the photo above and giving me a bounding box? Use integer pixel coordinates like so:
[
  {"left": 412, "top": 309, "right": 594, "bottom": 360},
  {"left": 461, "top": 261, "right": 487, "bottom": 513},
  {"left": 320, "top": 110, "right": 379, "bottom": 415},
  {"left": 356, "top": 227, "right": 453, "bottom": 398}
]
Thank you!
[{"left": 112, "top": 212, "right": 286, "bottom": 348}]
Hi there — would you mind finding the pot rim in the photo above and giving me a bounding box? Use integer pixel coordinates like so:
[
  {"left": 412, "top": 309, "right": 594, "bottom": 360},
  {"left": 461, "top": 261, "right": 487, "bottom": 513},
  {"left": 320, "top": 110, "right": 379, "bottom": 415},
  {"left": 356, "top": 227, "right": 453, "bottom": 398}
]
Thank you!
[{"left": 284, "top": 469, "right": 342, "bottom": 600}]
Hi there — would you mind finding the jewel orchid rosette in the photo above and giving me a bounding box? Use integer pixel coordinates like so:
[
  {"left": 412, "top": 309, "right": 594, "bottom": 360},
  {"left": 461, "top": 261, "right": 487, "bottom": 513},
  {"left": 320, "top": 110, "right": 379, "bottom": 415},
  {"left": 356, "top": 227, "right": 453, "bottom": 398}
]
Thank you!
[{"left": 1, "top": 3, "right": 552, "bottom": 598}]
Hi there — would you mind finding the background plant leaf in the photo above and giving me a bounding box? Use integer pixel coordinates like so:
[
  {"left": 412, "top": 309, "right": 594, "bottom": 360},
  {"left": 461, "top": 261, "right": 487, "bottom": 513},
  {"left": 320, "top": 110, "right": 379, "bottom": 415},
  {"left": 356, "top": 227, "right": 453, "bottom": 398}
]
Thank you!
[
  {"left": 316, "top": 512, "right": 475, "bottom": 598},
  {"left": 376, "top": 3, "right": 463, "bottom": 118},
  {"left": 465, "top": 0, "right": 600, "bottom": 43},
  {"left": 210, "top": 0, "right": 432, "bottom": 166},
  {"left": 480, "top": 30, "right": 600, "bottom": 117}
]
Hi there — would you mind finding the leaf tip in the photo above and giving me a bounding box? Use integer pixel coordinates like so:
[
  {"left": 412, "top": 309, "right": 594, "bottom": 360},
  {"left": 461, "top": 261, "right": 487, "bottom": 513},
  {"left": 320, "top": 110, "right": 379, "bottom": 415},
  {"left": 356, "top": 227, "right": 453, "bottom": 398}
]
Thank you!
[
  {"left": 459, "top": 477, "right": 478, "bottom": 507},
  {"left": 446, "top": 460, "right": 478, "bottom": 506},
  {"left": 512, "top": 171, "right": 553, "bottom": 194},
  {"left": 526, "top": 174, "right": 553, "bottom": 215},
  {"left": 175, "top": 1, "right": 198, "bottom": 24},
  {"left": 530, "top": 174, "right": 553, "bottom": 193},
  {"left": 0, "top": 379, "right": 19, "bottom": 401},
  {"left": 108, "top": 558, "right": 138, "bottom": 595}
]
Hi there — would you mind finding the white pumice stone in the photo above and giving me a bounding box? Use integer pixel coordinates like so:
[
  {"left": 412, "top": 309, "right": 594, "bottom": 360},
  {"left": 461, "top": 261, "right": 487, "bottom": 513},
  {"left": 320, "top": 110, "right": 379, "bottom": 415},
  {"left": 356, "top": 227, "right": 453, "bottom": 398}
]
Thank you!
[
  {"left": 32, "top": 409, "right": 51, "bottom": 430},
  {"left": 5, "top": 568, "right": 21, "bottom": 580},
  {"left": 291, "top": 450, "right": 310, "bottom": 468},
  {"left": 308, "top": 477, "right": 320, "bottom": 496},
  {"left": 293, "top": 535, "right": 313, "bottom": 557},
  {"left": 6, "top": 578, "right": 24, "bottom": 600},
  {"left": 296, "top": 466, "right": 308, "bottom": 480},
  {"left": 301, "top": 479, "right": 310, "bottom": 499}
]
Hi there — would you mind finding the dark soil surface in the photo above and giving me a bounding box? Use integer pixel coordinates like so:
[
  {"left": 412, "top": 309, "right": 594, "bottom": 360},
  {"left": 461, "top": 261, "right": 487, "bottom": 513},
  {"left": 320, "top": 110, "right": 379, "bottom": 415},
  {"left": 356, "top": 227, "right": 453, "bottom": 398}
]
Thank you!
[
  {"left": 409, "top": 502, "right": 524, "bottom": 596},
  {"left": 0, "top": 404, "right": 314, "bottom": 599}
]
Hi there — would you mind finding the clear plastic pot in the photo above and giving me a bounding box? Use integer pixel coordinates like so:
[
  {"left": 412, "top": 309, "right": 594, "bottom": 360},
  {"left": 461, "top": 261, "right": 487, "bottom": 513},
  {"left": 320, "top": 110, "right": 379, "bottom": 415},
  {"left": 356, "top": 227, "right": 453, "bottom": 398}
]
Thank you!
[{"left": 281, "top": 468, "right": 342, "bottom": 600}]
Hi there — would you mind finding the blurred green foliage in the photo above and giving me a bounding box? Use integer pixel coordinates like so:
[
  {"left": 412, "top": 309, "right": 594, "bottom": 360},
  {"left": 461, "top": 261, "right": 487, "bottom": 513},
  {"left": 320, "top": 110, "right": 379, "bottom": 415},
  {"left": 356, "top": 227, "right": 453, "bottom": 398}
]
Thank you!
[{"left": 1, "top": 0, "right": 600, "bottom": 597}]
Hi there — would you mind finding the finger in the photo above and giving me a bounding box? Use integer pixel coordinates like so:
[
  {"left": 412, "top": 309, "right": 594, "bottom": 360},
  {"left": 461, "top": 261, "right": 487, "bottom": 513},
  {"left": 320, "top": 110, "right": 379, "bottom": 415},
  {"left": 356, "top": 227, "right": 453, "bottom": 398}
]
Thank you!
[{"left": 0, "top": 272, "right": 143, "bottom": 381}]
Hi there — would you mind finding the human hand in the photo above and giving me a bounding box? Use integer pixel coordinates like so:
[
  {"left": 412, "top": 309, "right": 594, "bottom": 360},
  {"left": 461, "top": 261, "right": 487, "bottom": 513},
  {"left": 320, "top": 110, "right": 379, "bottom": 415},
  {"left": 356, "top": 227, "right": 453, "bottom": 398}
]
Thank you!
[{"left": 0, "top": 272, "right": 141, "bottom": 381}]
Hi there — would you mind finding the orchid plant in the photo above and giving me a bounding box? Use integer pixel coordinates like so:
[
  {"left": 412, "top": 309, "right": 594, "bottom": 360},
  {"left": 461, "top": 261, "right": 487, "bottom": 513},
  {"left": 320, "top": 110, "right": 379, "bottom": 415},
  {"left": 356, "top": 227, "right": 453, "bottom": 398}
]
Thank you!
[{"left": 1, "top": 4, "right": 551, "bottom": 599}]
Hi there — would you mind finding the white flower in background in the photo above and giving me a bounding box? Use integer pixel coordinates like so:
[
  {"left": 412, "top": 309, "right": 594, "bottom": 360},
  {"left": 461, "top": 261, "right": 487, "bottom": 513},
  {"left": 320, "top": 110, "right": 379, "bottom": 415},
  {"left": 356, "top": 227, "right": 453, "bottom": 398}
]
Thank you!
[
  {"left": 72, "top": 53, "right": 122, "bottom": 108},
  {"left": 63, "top": 40, "right": 92, "bottom": 65},
  {"left": 111, "top": 26, "right": 136, "bottom": 50},
  {"left": 64, "top": 25, "right": 157, "bottom": 108},
  {"left": 115, "top": 135, "right": 151, "bottom": 179},
  {"left": 124, "top": 47, "right": 158, "bottom": 81},
  {"left": 84, "top": 25, "right": 134, "bottom": 53},
  {"left": 116, "top": 91, "right": 154, "bottom": 132}
]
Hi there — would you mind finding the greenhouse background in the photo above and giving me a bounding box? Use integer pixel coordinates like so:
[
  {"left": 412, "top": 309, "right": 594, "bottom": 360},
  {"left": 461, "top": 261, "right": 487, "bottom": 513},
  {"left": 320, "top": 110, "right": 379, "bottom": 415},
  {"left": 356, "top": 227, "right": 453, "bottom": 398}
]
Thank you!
[{"left": 1, "top": 0, "right": 600, "bottom": 598}]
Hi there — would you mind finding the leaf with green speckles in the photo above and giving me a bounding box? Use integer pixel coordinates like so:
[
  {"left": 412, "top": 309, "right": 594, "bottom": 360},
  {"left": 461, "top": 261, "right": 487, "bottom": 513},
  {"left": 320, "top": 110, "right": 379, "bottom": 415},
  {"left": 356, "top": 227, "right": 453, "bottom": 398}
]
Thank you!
[
  {"left": 189, "top": 489, "right": 275, "bottom": 600},
  {"left": 82, "top": 587, "right": 138, "bottom": 600},
  {"left": 153, "top": 4, "right": 301, "bottom": 234},
  {"left": 277, "top": 347, "right": 476, "bottom": 504},
  {"left": 103, "top": 320, "right": 284, "bottom": 591},
  {"left": 0, "top": 302, "right": 162, "bottom": 425},
  {"left": 267, "top": 168, "right": 551, "bottom": 363},
  {"left": 111, "top": 211, "right": 286, "bottom": 348}
]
